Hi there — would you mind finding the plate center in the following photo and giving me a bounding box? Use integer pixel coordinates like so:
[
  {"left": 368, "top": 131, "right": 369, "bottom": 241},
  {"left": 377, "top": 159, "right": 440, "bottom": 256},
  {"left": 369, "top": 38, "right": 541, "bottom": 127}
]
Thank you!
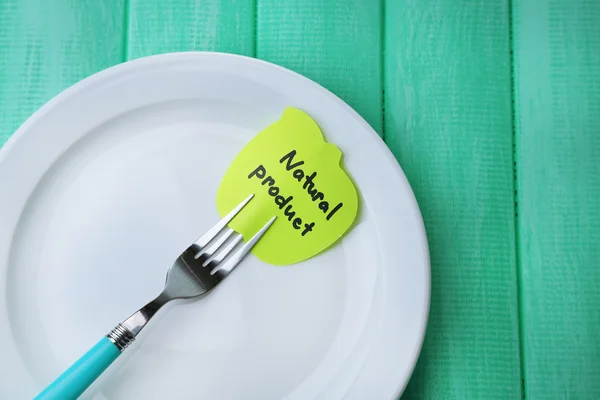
[{"left": 6, "top": 100, "right": 379, "bottom": 399}]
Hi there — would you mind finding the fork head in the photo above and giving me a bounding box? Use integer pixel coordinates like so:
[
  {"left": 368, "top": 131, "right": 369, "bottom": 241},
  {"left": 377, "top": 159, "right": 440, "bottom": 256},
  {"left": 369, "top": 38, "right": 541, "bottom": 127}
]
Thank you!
[{"left": 162, "top": 194, "right": 275, "bottom": 300}]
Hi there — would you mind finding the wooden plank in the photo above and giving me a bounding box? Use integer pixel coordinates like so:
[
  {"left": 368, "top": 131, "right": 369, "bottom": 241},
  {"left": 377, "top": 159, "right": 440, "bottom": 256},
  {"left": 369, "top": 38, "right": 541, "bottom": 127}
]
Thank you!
[
  {"left": 384, "top": 1, "right": 521, "bottom": 398},
  {"left": 0, "top": 0, "right": 126, "bottom": 147},
  {"left": 127, "top": 0, "right": 255, "bottom": 59},
  {"left": 513, "top": 1, "right": 600, "bottom": 398},
  {"left": 256, "top": 0, "right": 382, "bottom": 134}
]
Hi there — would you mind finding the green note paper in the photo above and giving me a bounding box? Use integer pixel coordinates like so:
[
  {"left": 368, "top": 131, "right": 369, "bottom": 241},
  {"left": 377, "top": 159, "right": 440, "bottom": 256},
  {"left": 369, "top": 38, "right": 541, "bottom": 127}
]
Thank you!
[{"left": 216, "top": 107, "right": 359, "bottom": 265}]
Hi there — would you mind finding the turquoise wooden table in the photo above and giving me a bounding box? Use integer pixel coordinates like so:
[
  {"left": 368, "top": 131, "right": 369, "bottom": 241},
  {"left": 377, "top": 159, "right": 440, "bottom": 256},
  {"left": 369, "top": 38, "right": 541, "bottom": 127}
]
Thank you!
[{"left": 1, "top": 1, "right": 599, "bottom": 399}]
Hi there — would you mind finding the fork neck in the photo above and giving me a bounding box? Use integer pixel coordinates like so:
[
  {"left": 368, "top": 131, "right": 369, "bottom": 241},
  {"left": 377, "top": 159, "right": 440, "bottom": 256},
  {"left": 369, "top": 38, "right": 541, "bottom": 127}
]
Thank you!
[{"left": 120, "top": 292, "right": 171, "bottom": 337}]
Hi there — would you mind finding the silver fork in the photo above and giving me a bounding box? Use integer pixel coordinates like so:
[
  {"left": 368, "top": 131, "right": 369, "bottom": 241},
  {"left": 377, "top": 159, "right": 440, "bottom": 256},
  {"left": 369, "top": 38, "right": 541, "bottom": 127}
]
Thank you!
[{"left": 35, "top": 194, "right": 274, "bottom": 400}]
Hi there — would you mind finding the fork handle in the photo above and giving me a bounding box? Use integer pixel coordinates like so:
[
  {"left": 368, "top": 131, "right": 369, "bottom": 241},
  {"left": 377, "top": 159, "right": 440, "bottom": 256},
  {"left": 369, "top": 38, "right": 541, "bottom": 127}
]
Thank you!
[{"left": 34, "top": 325, "right": 134, "bottom": 400}]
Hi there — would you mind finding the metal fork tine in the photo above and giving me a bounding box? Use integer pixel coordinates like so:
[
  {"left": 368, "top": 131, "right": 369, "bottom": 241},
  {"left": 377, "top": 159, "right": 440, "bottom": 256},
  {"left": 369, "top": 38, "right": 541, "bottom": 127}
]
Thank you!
[
  {"left": 193, "top": 194, "right": 254, "bottom": 249},
  {"left": 197, "top": 228, "right": 235, "bottom": 262},
  {"left": 211, "top": 234, "right": 243, "bottom": 264},
  {"left": 211, "top": 216, "right": 277, "bottom": 275}
]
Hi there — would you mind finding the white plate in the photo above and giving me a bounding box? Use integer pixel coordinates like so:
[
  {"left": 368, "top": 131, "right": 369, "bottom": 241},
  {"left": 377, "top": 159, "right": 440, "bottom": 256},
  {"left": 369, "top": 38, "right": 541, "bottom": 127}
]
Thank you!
[{"left": 0, "top": 52, "right": 429, "bottom": 399}]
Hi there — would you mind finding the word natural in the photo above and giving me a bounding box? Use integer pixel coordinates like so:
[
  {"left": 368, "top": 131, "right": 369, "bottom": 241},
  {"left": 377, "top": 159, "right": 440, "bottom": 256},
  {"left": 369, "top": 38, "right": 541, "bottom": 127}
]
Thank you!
[{"left": 248, "top": 150, "right": 344, "bottom": 236}]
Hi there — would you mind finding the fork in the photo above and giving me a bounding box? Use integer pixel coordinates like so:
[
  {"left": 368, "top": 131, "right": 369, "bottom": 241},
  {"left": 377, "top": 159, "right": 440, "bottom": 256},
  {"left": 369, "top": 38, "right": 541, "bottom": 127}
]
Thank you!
[{"left": 35, "top": 194, "right": 274, "bottom": 400}]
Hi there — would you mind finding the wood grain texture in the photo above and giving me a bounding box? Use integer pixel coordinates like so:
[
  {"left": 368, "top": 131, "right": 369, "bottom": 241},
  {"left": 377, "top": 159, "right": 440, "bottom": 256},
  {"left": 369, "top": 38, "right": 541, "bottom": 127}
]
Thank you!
[
  {"left": 256, "top": 0, "right": 382, "bottom": 134},
  {"left": 384, "top": 1, "right": 522, "bottom": 399},
  {"left": 1, "top": 1, "right": 598, "bottom": 398},
  {"left": 127, "top": 0, "right": 254, "bottom": 59},
  {"left": 513, "top": 1, "right": 600, "bottom": 398},
  {"left": 0, "top": 0, "right": 126, "bottom": 146}
]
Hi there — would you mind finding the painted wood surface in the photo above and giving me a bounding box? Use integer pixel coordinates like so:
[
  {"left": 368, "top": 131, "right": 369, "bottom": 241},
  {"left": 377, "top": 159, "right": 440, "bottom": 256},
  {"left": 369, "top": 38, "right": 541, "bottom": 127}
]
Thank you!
[
  {"left": 384, "top": 1, "right": 521, "bottom": 398},
  {"left": 257, "top": 0, "right": 382, "bottom": 134},
  {"left": 127, "top": 0, "right": 254, "bottom": 59},
  {"left": 1, "top": 1, "right": 599, "bottom": 398},
  {"left": 513, "top": 0, "right": 600, "bottom": 398},
  {"left": 0, "top": 0, "right": 125, "bottom": 144}
]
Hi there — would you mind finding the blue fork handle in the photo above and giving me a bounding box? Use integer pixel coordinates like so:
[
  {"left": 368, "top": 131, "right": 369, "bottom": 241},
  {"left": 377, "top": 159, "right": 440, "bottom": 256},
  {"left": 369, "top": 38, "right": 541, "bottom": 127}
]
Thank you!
[{"left": 34, "top": 337, "right": 121, "bottom": 400}]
